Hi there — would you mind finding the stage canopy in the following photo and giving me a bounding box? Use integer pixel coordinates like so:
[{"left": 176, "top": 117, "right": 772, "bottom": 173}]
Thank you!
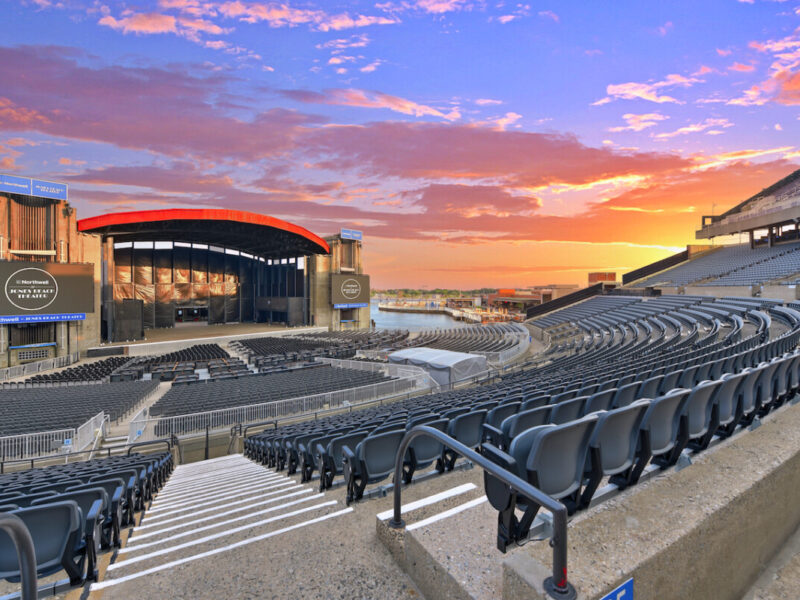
[
  {"left": 388, "top": 347, "right": 488, "bottom": 386},
  {"left": 78, "top": 208, "right": 330, "bottom": 259}
]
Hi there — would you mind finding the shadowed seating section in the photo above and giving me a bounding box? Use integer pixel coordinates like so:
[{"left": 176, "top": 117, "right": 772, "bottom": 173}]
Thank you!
[
  {"left": 0, "top": 380, "right": 158, "bottom": 437},
  {"left": 396, "top": 323, "right": 527, "bottom": 354},
  {"left": 0, "top": 451, "right": 172, "bottom": 589}
]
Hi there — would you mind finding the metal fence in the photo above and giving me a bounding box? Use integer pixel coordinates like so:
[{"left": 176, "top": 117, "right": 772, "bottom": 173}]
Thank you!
[
  {"left": 127, "top": 372, "right": 432, "bottom": 444},
  {"left": 0, "top": 409, "right": 106, "bottom": 461},
  {"left": 0, "top": 352, "right": 79, "bottom": 382}
]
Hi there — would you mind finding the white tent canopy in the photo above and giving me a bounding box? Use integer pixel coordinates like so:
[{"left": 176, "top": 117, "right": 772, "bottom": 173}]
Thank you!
[{"left": 387, "top": 347, "right": 488, "bottom": 386}]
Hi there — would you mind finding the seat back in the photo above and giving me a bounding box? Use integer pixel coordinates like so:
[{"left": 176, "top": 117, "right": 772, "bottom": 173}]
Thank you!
[
  {"left": 549, "top": 397, "right": 588, "bottom": 425},
  {"left": 503, "top": 406, "right": 552, "bottom": 440},
  {"left": 683, "top": 380, "right": 720, "bottom": 438},
  {"left": 585, "top": 388, "right": 615, "bottom": 414},
  {"left": 643, "top": 388, "right": 690, "bottom": 456},
  {"left": 612, "top": 382, "right": 640, "bottom": 408},
  {"left": 486, "top": 402, "right": 520, "bottom": 428},
  {"left": 637, "top": 376, "right": 662, "bottom": 399},
  {"left": 33, "top": 488, "right": 108, "bottom": 525},
  {"left": 447, "top": 410, "right": 487, "bottom": 448},
  {"left": 659, "top": 370, "right": 682, "bottom": 394},
  {"left": 408, "top": 419, "right": 448, "bottom": 463},
  {"left": 526, "top": 415, "right": 598, "bottom": 499},
  {"left": 591, "top": 399, "right": 649, "bottom": 475},
  {"left": 357, "top": 430, "right": 406, "bottom": 481},
  {"left": 327, "top": 431, "right": 369, "bottom": 470},
  {"left": 520, "top": 396, "right": 548, "bottom": 411},
  {"left": 714, "top": 372, "right": 745, "bottom": 426},
  {"left": 0, "top": 502, "right": 80, "bottom": 579}
]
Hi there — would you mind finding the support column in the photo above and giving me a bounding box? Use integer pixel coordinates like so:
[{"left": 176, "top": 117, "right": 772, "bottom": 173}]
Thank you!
[{"left": 749, "top": 230, "right": 754, "bottom": 249}]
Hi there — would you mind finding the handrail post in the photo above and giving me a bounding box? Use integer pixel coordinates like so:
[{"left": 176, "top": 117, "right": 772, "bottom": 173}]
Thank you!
[
  {"left": 389, "top": 425, "right": 575, "bottom": 600},
  {"left": 0, "top": 512, "right": 37, "bottom": 600}
]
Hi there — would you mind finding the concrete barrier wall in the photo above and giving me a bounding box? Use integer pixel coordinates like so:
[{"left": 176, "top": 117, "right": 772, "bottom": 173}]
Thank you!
[
  {"left": 684, "top": 285, "right": 753, "bottom": 299},
  {"left": 503, "top": 401, "right": 800, "bottom": 600}
]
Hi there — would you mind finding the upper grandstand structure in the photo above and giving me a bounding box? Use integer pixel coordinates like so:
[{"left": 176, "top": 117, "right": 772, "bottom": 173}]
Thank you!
[{"left": 697, "top": 167, "right": 800, "bottom": 244}]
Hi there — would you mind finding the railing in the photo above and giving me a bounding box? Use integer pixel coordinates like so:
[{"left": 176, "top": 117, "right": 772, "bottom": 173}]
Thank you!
[
  {"left": 74, "top": 411, "right": 106, "bottom": 453},
  {"left": 127, "top": 375, "right": 428, "bottom": 444},
  {"left": 526, "top": 284, "right": 603, "bottom": 321},
  {"left": 0, "top": 409, "right": 107, "bottom": 462},
  {"left": 0, "top": 352, "right": 79, "bottom": 382},
  {"left": 622, "top": 249, "right": 689, "bottom": 285},
  {"left": 314, "top": 357, "right": 440, "bottom": 390},
  {"left": 0, "top": 447, "right": 114, "bottom": 475},
  {"left": 0, "top": 428, "right": 76, "bottom": 462},
  {"left": 388, "top": 426, "right": 574, "bottom": 600},
  {"left": 0, "top": 512, "right": 37, "bottom": 600}
]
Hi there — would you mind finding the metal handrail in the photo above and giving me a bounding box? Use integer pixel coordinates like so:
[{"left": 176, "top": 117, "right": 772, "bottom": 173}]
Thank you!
[
  {"left": 0, "top": 447, "right": 113, "bottom": 474},
  {"left": 127, "top": 436, "right": 181, "bottom": 464},
  {"left": 389, "top": 426, "right": 575, "bottom": 599},
  {"left": 0, "top": 512, "right": 37, "bottom": 600}
]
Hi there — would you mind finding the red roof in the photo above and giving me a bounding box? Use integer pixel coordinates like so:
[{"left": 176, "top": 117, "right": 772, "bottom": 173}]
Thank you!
[{"left": 78, "top": 208, "right": 330, "bottom": 257}]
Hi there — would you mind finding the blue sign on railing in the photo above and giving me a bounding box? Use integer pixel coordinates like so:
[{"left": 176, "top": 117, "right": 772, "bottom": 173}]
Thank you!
[
  {"left": 333, "top": 303, "right": 368, "bottom": 309},
  {"left": 0, "top": 313, "right": 85, "bottom": 325},
  {"left": 0, "top": 174, "right": 67, "bottom": 201},
  {"left": 600, "top": 578, "right": 633, "bottom": 600},
  {"left": 341, "top": 229, "right": 363, "bottom": 241}
]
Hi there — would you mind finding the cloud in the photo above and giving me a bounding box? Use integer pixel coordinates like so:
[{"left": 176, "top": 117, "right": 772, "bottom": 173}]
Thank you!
[
  {"left": 360, "top": 60, "right": 383, "bottom": 73},
  {"left": 728, "top": 33, "right": 800, "bottom": 105},
  {"left": 608, "top": 112, "right": 669, "bottom": 132},
  {"left": 729, "top": 62, "right": 755, "bottom": 72},
  {"left": 475, "top": 98, "right": 503, "bottom": 106},
  {"left": 594, "top": 73, "right": 702, "bottom": 105},
  {"left": 99, "top": 13, "right": 178, "bottom": 35},
  {"left": 716, "top": 48, "right": 732, "bottom": 56},
  {"left": 656, "top": 21, "right": 673, "bottom": 36},
  {"left": 538, "top": 10, "right": 559, "bottom": 23},
  {"left": 316, "top": 34, "right": 370, "bottom": 50},
  {"left": 279, "top": 87, "right": 461, "bottom": 120},
  {"left": 654, "top": 117, "right": 734, "bottom": 139},
  {"left": 414, "top": 0, "right": 470, "bottom": 14},
  {"left": 690, "top": 146, "right": 794, "bottom": 170}
]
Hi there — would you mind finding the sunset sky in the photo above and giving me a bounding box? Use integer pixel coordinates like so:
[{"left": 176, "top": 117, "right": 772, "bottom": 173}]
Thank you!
[{"left": 2, "top": 0, "right": 800, "bottom": 288}]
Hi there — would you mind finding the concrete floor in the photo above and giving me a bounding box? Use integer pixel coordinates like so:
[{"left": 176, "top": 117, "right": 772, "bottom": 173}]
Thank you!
[
  {"left": 81, "top": 455, "right": 489, "bottom": 600},
  {"left": 109, "top": 322, "right": 291, "bottom": 346}
]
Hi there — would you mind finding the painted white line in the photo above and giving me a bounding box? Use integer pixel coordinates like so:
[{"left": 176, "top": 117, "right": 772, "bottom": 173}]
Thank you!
[
  {"left": 150, "top": 474, "right": 286, "bottom": 508},
  {"left": 150, "top": 476, "right": 292, "bottom": 513},
  {"left": 130, "top": 487, "right": 311, "bottom": 540},
  {"left": 142, "top": 481, "right": 296, "bottom": 522},
  {"left": 91, "top": 507, "right": 353, "bottom": 591},
  {"left": 376, "top": 483, "right": 477, "bottom": 521},
  {"left": 160, "top": 465, "right": 276, "bottom": 487},
  {"left": 109, "top": 501, "right": 338, "bottom": 571},
  {"left": 407, "top": 496, "right": 488, "bottom": 531},
  {"left": 123, "top": 493, "right": 325, "bottom": 551},
  {"left": 135, "top": 484, "right": 304, "bottom": 531},
  {"left": 155, "top": 469, "right": 281, "bottom": 496}
]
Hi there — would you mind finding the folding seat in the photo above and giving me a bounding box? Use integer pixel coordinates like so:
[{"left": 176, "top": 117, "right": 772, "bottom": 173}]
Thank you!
[
  {"left": 88, "top": 471, "right": 135, "bottom": 526},
  {"left": 614, "top": 388, "right": 691, "bottom": 486},
  {"left": 32, "top": 488, "right": 106, "bottom": 580},
  {"left": 615, "top": 374, "right": 636, "bottom": 388},
  {"left": 659, "top": 370, "right": 683, "bottom": 394},
  {"left": 343, "top": 430, "right": 406, "bottom": 504},
  {"left": 317, "top": 430, "right": 370, "bottom": 491},
  {"left": 577, "top": 383, "right": 600, "bottom": 397},
  {"left": 0, "top": 501, "right": 86, "bottom": 585},
  {"left": 638, "top": 375, "right": 663, "bottom": 399},
  {"left": 10, "top": 491, "right": 59, "bottom": 508},
  {"left": 482, "top": 415, "right": 598, "bottom": 551},
  {"left": 692, "top": 362, "right": 714, "bottom": 385},
  {"left": 580, "top": 400, "right": 650, "bottom": 508},
  {"left": 584, "top": 388, "right": 616, "bottom": 415},
  {"left": 676, "top": 380, "right": 722, "bottom": 456},
  {"left": 520, "top": 396, "right": 548, "bottom": 411},
  {"left": 788, "top": 351, "right": 800, "bottom": 395},
  {"left": 755, "top": 357, "right": 784, "bottom": 414},
  {"left": 550, "top": 397, "right": 588, "bottom": 425},
  {"left": 736, "top": 366, "right": 767, "bottom": 427},
  {"left": 550, "top": 390, "right": 577, "bottom": 404},
  {"left": 483, "top": 402, "right": 521, "bottom": 439},
  {"left": 611, "top": 382, "right": 640, "bottom": 408},
  {"left": 482, "top": 406, "right": 552, "bottom": 450},
  {"left": 403, "top": 418, "right": 448, "bottom": 483},
  {"left": 440, "top": 410, "right": 487, "bottom": 471}
]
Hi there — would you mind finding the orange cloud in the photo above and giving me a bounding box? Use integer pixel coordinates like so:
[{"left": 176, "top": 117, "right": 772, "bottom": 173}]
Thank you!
[
  {"left": 729, "top": 62, "right": 755, "bottom": 72},
  {"left": 594, "top": 74, "right": 701, "bottom": 105},
  {"left": 99, "top": 13, "right": 177, "bottom": 34},
  {"left": 608, "top": 112, "right": 669, "bottom": 132},
  {"left": 280, "top": 88, "right": 460, "bottom": 120}
]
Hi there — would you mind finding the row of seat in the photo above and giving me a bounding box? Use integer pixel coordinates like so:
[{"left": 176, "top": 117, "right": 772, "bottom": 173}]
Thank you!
[{"left": 0, "top": 452, "right": 172, "bottom": 586}]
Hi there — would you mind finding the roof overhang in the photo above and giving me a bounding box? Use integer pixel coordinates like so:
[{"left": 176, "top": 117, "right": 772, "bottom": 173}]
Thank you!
[{"left": 78, "top": 208, "right": 330, "bottom": 258}]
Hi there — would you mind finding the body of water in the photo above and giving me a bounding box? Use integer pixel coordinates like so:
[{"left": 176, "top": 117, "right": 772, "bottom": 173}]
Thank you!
[{"left": 369, "top": 300, "right": 466, "bottom": 332}]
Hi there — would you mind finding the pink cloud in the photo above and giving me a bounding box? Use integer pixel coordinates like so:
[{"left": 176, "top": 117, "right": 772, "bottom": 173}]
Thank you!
[
  {"left": 654, "top": 117, "right": 734, "bottom": 139},
  {"left": 538, "top": 10, "right": 559, "bottom": 23},
  {"left": 99, "top": 13, "right": 178, "bottom": 35},
  {"left": 594, "top": 73, "right": 701, "bottom": 105},
  {"left": 414, "top": 0, "right": 469, "bottom": 14},
  {"left": 280, "top": 88, "right": 460, "bottom": 120},
  {"left": 729, "top": 62, "right": 755, "bottom": 72},
  {"left": 608, "top": 112, "right": 669, "bottom": 132}
]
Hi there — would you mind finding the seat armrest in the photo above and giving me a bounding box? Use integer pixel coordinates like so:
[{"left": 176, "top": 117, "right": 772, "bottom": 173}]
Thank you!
[
  {"left": 342, "top": 445, "right": 355, "bottom": 462},
  {"left": 482, "top": 423, "right": 503, "bottom": 443},
  {"left": 86, "top": 499, "right": 103, "bottom": 529},
  {"left": 315, "top": 443, "right": 327, "bottom": 457},
  {"left": 481, "top": 442, "right": 517, "bottom": 473},
  {"left": 111, "top": 487, "right": 123, "bottom": 505}
]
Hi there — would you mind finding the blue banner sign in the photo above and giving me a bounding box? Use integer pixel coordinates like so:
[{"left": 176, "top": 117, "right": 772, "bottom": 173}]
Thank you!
[
  {"left": 341, "top": 229, "right": 363, "bottom": 241},
  {"left": 600, "top": 578, "right": 633, "bottom": 600},
  {"left": 32, "top": 179, "right": 68, "bottom": 201},
  {"left": 0, "top": 174, "right": 68, "bottom": 201},
  {"left": 333, "top": 303, "right": 368, "bottom": 309},
  {"left": 9, "top": 342, "right": 57, "bottom": 349},
  {"left": 0, "top": 174, "right": 32, "bottom": 196},
  {"left": 0, "top": 313, "right": 85, "bottom": 325}
]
